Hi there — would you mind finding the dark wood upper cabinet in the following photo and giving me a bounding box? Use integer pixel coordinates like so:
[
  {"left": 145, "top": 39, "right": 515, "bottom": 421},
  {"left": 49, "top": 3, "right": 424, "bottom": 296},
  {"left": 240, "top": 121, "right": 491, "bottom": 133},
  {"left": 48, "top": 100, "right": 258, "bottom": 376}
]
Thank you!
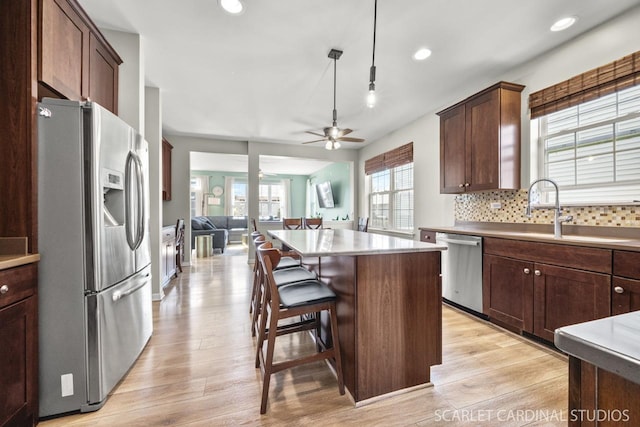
[
  {"left": 38, "top": 0, "right": 122, "bottom": 113},
  {"left": 39, "top": 0, "right": 88, "bottom": 101},
  {"left": 438, "top": 81, "right": 524, "bottom": 194},
  {"left": 88, "top": 32, "right": 120, "bottom": 112},
  {"left": 162, "top": 138, "right": 173, "bottom": 201}
]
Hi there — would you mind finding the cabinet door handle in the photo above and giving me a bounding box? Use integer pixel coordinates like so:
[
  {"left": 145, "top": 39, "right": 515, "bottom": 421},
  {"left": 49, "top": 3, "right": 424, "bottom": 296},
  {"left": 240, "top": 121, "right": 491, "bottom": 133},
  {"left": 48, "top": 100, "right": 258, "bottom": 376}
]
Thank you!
[
  {"left": 0, "top": 284, "right": 8, "bottom": 294},
  {"left": 534, "top": 270, "right": 541, "bottom": 276},
  {"left": 464, "top": 183, "right": 470, "bottom": 187},
  {"left": 614, "top": 286, "right": 625, "bottom": 294},
  {"left": 458, "top": 184, "right": 464, "bottom": 188},
  {"left": 523, "top": 268, "right": 530, "bottom": 274}
]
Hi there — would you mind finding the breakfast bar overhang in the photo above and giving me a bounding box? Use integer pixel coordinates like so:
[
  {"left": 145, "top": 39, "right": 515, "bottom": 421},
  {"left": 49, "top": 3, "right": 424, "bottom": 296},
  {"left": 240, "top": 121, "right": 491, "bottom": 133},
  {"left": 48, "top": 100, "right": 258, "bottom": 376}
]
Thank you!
[{"left": 268, "top": 228, "right": 447, "bottom": 403}]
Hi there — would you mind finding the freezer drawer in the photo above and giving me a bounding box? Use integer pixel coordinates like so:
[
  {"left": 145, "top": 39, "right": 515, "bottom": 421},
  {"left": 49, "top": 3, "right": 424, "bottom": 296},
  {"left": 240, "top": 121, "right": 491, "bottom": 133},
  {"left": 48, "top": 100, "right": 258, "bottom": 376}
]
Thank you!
[{"left": 85, "top": 266, "right": 153, "bottom": 411}]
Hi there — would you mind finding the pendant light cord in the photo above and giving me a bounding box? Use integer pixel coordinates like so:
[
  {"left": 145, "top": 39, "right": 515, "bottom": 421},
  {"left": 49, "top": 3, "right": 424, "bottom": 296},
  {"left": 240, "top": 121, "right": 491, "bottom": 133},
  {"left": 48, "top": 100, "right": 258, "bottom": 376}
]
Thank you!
[
  {"left": 368, "top": 0, "right": 377, "bottom": 92},
  {"left": 333, "top": 56, "right": 337, "bottom": 126},
  {"left": 371, "top": 0, "right": 377, "bottom": 69}
]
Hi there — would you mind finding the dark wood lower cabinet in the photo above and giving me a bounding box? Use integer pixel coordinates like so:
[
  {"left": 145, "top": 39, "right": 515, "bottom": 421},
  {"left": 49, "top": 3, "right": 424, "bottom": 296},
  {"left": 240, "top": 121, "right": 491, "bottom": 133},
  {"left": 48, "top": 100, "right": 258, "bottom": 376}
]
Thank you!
[
  {"left": 483, "top": 238, "right": 612, "bottom": 343},
  {"left": 569, "top": 357, "right": 640, "bottom": 426},
  {"left": 0, "top": 264, "right": 38, "bottom": 427},
  {"left": 612, "top": 277, "right": 640, "bottom": 315},
  {"left": 533, "top": 264, "right": 611, "bottom": 342},
  {"left": 483, "top": 254, "right": 533, "bottom": 332},
  {"left": 613, "top": 250, "right": 640, "bottom": 315}
]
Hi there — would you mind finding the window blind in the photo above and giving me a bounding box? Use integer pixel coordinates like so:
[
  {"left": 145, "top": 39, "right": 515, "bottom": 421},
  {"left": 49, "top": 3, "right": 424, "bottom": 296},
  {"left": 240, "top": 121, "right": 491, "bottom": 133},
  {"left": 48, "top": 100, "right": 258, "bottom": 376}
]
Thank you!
[
  {"left": 364, "top": 142, "right": 413, "bottom": 175},
  {"left": 529, "top": 51, "right": 640, "bottom": 119}
]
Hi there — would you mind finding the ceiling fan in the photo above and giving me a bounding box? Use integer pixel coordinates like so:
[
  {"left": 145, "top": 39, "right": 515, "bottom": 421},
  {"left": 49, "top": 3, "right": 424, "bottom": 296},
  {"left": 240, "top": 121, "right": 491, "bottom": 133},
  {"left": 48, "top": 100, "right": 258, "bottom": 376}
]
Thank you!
[
  {"left": 258, "top": 168, "right": 276, "bottom": 179},
  {"left": 303, "top": 49, "right": 365, "bottom": 150}
]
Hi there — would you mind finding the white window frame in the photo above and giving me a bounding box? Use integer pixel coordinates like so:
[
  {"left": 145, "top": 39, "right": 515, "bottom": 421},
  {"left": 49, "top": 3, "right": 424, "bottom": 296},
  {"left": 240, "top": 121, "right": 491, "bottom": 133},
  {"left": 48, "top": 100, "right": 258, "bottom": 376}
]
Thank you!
[
  {"left": 259, "top": 181, "right": 284, "bottom": 220},
  {"left": 535, "top": 85, "right": 640, "bottom": 205},
  {"left": 368, "top": 163, "right": 414, "bottom": 233},
  {"left": 231, "top": 179, "right": 248, "bottom": 217}
]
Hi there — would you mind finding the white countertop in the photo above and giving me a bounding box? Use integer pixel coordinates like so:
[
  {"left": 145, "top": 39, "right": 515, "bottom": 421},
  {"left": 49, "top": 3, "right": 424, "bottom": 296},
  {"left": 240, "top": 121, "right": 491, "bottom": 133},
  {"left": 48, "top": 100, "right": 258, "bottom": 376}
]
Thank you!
[
  {"left": 555, "top": 311, "right": 640, "bottom": 385},
  {"left": 268, "top": 229, "right": 446, "bottom": 256}
]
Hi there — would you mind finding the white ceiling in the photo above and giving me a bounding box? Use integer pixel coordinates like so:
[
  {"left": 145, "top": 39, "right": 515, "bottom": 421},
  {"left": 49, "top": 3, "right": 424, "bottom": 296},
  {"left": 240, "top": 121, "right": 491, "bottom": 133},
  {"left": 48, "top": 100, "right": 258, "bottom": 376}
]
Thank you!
[{"left": 79, "top": 0, "right": 640, "bottom": 152}]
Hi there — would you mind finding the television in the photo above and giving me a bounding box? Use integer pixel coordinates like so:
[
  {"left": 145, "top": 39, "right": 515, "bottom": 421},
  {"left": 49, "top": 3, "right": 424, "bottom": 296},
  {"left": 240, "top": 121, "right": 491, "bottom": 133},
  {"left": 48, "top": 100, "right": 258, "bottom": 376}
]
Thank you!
[{"left": 316, "top": 181, "right": 335, "bottom": 208}]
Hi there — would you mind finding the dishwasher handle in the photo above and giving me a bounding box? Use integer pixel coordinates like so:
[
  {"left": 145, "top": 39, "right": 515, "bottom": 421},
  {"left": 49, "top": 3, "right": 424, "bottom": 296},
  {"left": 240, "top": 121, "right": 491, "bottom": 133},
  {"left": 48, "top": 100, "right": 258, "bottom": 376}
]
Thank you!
[{"left": 437, "top": 237, "right": 481, "bottom": 246}]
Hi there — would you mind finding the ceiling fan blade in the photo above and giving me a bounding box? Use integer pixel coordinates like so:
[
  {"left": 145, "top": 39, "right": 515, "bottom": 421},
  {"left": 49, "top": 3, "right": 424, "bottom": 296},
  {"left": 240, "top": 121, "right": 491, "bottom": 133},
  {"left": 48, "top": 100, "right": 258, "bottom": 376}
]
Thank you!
[
  {"left": 338, "top": 128, "right": 353, "bottom": 137},
  {"left": 305, "top": 130, "right": 326, "bottom": 137},
  {"left": 337, "top": 137, "right": 365, "bottom": 142},
  {"left": 302, "top": 139, "right": 327, "bottom": 144}
]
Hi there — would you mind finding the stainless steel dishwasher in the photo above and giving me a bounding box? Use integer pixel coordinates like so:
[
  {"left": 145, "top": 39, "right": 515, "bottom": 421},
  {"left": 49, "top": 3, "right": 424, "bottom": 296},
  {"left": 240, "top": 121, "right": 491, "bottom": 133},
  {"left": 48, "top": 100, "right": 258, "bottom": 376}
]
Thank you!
[{"left": 436, "top": 232, "right": 485, "bottom": 318}]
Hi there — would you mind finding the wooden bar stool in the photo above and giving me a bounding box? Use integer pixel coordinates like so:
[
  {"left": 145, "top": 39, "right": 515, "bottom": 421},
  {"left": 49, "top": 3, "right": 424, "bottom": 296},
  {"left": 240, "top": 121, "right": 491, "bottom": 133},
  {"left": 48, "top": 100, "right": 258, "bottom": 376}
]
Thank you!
[
  {"left": 250, "top": 237, "right": 314, "bottom": 337},
  {"left": 255, "top": 242, "right": 344, "bottom": 414},
  {"left": 303, "top": 217, "right": 323, "bottom": 229},
  {"left": 282, "top": 217, "right": 303, "bottom": 230},
  {"left": 357, "top": 217, "right": 369, "bottom": 232}
]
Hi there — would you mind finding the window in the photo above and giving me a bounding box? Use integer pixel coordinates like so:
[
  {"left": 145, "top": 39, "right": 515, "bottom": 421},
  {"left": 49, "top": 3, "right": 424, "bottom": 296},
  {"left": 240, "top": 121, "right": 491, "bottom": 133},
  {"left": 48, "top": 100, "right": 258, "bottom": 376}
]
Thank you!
[
  {"left": 259, "top": 182, "right": 284, "bottom": 220},
  {"left": 537, "top": 85, "right": 640, "bottom": 203},
  {"left": 231, "top": 180, "right": 247, "bottom": 216},
  {"left": 190, "top": 176, "right": 207, "bottom": 217},
  {"left": 369, "top": 163, "right": 414, "bottom": 231}
]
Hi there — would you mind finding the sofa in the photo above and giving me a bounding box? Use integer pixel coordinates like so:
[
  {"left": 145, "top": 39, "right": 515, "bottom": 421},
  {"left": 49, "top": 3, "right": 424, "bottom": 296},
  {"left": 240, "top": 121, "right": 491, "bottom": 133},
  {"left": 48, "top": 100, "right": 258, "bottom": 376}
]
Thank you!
[
  {"left": 191, "top": 216, "right": 249, "bottom": 252},
  {"left": 206, "top": 215, "right": 248, "bottom": 243},
  {"left": 191, "top": 217, "right": 229, "bottom": 253}
]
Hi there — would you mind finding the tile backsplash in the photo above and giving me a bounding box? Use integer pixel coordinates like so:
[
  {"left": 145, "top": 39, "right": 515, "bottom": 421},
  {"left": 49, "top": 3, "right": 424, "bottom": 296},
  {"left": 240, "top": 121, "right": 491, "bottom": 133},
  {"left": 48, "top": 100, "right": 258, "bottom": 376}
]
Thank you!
[{"left": 455, "top": 190, "right": 640, "bottom": 227}]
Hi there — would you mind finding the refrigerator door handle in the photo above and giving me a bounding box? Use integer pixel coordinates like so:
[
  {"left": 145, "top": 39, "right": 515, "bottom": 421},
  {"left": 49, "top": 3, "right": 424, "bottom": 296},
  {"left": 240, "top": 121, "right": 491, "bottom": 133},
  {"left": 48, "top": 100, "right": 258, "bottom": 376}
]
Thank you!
[
  {"left": 124, "top": 152, "right": 136, "bottom": 250},
  {"left": 111, "top": 278, "right": 149, "bottom": 302},
  {"left": 133, "top": 152, "right": 145, "bottom": 250}
]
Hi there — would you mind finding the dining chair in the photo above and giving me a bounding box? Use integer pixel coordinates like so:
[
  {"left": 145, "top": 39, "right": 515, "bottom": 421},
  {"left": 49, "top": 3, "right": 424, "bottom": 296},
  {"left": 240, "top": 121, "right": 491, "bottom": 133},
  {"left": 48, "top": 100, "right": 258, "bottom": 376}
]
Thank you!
[
  {"left": 255, "top": 241, "right": 344, "bottom": 414},
  {"left": 282, "top": 217, "right": 303, "bottom": 230},
  {"left": 304, "top": 217, "right": 323, "bottom": 229},
  {"left": 175, "top": 218, "right": 185, "bottom": 273},
  {"left": 357, "top": 217, "right": 369, "bottom": 232}
]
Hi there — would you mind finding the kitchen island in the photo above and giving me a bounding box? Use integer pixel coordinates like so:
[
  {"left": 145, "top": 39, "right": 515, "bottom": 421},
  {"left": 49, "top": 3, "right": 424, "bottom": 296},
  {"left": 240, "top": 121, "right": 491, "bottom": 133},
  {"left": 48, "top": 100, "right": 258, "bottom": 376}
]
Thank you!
[
  {"left": 555, "top": 312, "right": 640, "bottom": 426},
  {"left": 268, "top": 229, "right": 446, "bottom": 404}
]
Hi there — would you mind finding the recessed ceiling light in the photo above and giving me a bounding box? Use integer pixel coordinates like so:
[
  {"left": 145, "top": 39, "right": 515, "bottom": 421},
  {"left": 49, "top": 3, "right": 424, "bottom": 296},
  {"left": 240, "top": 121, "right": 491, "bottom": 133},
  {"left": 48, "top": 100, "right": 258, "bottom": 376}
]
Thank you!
[
  {"left": 413, "top": 48, "right": 432, "bottom": 61},
  {"left": 219, "top": 0, "right": 244, "bottom": 15},
  {"left": 550, "top": 16, "right": 577, "bottom": 32}
]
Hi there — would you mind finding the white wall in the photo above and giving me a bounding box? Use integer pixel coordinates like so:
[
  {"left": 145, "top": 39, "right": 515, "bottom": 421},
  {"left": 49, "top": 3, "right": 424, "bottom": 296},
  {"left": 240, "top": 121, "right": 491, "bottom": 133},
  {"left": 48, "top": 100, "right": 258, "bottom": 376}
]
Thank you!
[
  {"left": 358, "top": 6, "right": 640, "bottom": 235},
  {"left": 102, "top": 30, "right": 145, "bottom": 133},
  {"left": 145, "top": 87, "right": 164, "bottom": 300}
]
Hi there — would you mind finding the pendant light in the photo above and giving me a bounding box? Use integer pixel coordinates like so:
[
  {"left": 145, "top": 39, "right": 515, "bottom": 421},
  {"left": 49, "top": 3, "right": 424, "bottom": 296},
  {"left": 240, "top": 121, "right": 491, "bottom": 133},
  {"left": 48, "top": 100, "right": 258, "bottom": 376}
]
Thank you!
[{"left": 366, "top": 0, "right": 378, "bottom": 108}]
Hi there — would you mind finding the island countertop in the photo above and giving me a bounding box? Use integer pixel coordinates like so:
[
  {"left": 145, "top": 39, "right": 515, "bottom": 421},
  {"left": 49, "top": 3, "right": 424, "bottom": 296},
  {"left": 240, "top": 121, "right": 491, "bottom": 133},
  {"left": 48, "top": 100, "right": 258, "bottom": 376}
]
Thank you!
[
  {"left": 555, "top": 311, "right": 640, "bottom": 386},
  {"left": 268, "top": 228, "right": 446, "bottom": 257}
]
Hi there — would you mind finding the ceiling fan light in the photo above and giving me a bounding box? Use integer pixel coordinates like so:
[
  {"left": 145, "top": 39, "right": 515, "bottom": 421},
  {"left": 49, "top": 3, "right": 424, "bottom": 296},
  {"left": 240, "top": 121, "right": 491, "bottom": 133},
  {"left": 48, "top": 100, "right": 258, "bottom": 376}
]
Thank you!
[
  {"left": 329, "top": 126, "right": 340, "bottom": 138},
  {"left": 219, "top": 0, "right": 244, "bottom": 15},
  {"left": 334, "top": 140, "right": 341, "bottom": 149},
  {"left": 325, "top": 140, "right": 334, "bottom": 150}
]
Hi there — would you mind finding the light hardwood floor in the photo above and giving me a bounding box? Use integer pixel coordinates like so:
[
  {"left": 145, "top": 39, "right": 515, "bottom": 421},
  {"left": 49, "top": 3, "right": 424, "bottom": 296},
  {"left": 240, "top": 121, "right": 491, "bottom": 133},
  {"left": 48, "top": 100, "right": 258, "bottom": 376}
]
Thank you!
[{"left": 40, "top": 248, "right": 568, "bottom": 426}]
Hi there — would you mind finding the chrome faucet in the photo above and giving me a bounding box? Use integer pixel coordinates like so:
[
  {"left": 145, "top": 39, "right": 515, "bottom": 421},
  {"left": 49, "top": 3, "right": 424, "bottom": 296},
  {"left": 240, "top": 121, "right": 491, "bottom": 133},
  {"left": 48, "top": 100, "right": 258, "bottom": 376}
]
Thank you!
[{"left": 525, "top": 178, "right": 573, "bottom": 239}]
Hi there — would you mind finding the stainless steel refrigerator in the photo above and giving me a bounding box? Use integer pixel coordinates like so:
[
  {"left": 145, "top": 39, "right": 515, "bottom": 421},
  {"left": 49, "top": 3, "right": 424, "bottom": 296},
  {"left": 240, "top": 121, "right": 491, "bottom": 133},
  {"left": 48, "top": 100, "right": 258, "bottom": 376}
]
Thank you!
[{"left": 37, "top": 98, "right": 153, "bottom": 417}]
